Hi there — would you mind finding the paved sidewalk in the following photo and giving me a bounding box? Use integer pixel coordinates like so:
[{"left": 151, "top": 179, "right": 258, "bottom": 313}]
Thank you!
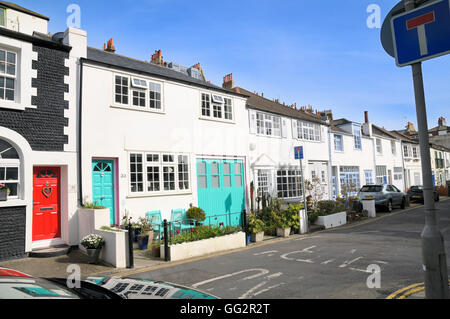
[{"left": 0, "top": 248, "right": 166, "bottom": 279}]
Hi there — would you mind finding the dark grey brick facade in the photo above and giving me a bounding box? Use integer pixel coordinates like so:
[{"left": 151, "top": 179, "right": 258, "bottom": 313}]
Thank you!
[
  {"left": 0, "top": 44, "right": 69, "bottom": 151},
  {"left": 0, "top": 206, "right": 26, "bottom": 261}
]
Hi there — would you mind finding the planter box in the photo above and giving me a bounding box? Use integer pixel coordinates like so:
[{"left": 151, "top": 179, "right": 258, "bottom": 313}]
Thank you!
[
  {"left": 314, "top": 212, "right": 347, "bottom": 229},
  {"left": 276, "top": 228, "right": 291, "bottom": 238},
  {"left": 161, "top": 232, "right": 246, "bottom": 262},
  {"left": 93, "top": 228, "right": 130, "bottom": 268},
  {"left": 78, "top": 208, "right": 110, "bottom": 245},
  {"left": 250, "top": 232, "right": 264, "bottom": 243}
]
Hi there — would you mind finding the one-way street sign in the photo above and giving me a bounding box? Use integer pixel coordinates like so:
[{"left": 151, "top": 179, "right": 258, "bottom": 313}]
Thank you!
[{"left": 391, "top": 0, "right": 450, "bottom": 66}]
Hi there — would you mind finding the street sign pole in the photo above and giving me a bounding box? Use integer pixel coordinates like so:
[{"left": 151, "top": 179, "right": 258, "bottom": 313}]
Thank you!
[
  {"left": 403, "top": 0, "right": 449, "bottom": 300},
  {"left": 299, "top": 157, "right": 308, "bottom": 233}
]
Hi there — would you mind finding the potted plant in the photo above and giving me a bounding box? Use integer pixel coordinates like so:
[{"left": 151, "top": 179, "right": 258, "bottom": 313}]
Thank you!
[
  {"left": 151, "top": 242, "right": 161, "bottom": 258},
  {"left": 137, "top": 217, "right": 153, "bottom": 250},
  {"left": 80, "top": 234, "right": 105, "bottom": 264},
  {"left": 186, "top": 206, "right": 206, "bottom": 226},
  {"left": 0, "top": 184, "right": 9, "bottom": 201},
  {"left": 276, "top": 204, "right": 301, "bottom": 238},
  {"left": 247, "top": 214, "right": 265, "bottom": 243}
]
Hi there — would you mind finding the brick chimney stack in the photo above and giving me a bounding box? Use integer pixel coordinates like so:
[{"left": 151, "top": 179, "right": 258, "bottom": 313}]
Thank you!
[
  {"left": 364, "top": 111, "right": 369, "bottom": 124},
  {"left": 438, "top": 117, "right": 447, "bottom": 126},
  {"left": 151, "top": 50, "right": 164, "bottom": 66},
  {"left": 406, "top": 122, "right": 416, "bottom": 133},
  {"left": 222, "top": 73, "right": 234, "bottom": 89},
  {"left": 104, "top": 38, "right": 116, "bottom": 53}
]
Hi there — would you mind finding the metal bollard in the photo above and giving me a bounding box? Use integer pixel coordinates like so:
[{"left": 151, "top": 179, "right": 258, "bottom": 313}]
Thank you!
[
  {"left": 163, "top": 219, "right": 169, "bottom": 262},
  {"left": 127, "top": 224, "right": 134, "bottom": 269}
]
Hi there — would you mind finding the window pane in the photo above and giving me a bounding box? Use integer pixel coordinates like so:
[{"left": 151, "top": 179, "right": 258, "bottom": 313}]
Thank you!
[
  {"left": 198, "top": 162, "right": 206, "bottom": 175},
  {"left": 198, "top": 176, "right": 207, "bottom": 189},
  {"left": 212, "top": 175, "right": 219, "bottom": 188},
  {"left": 223, "top": 163, "right": 230, "bottom": 175},
  {"left": 0, "top": 167, "right": 4, "bottom": 180},
  {"left": 211, "top": 162, "right": 219, "bottom": 175},
  {"left": 224, "top": 175, "right": 231, "bottom": 188},
  {"left": 5, "top": 183, "right": 18, "bottom": 196},
  {"left": 6, "top": 167, "right": 18, "bottom": 180},
  {"left": 235, "top": 174, "right": 242, "bottom": 187}
]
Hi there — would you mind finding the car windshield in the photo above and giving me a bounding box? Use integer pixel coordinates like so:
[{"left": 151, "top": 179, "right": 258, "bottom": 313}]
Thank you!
[
  {"left": 360, "top": 185, "right": 383, "bottom": 192},
  {"left": 411, "top": 186, "right": 423, "bottom": 191}
]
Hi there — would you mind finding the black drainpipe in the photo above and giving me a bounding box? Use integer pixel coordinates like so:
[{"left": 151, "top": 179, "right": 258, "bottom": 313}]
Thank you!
[{"left": 77, "top": 58, "right": 85, "bottom": 206}]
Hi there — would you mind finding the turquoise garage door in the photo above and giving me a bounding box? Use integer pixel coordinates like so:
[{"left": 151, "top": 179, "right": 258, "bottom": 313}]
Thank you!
[{"left": 197, "top": 159, "right": 245, "bottom": 227}]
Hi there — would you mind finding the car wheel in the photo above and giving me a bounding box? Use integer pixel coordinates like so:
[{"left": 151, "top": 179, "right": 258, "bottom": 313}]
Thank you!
[
  {"left": 401, "top": 197, "right": 406, "bottom": 209},
  {"left": 387, "top": 200, "right": 393, "bottom": 213}
]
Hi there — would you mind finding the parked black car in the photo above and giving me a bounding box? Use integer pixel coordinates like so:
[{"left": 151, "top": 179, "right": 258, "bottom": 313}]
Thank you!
[{"left": 407, "top": 186, "right": 439, "bottom": 203}]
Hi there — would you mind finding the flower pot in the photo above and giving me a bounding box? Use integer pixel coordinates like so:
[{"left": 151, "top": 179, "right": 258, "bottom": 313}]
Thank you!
[
  {"left": 137, "top": 235, "right": 149, "bottom": 250},
  {"left": 152, "top": 246, "right": 160, "bottom": 258},
  {"left": 0, "top": 189, "right": 7, "bottom": 201},
  {"left": 276, "top": 227, "right": 291, "bottom": 238},
  {"left": 133, "top": 227, "right": 142, "bottom": 242},
  {"left": 86, "top": 248, "right": 102, "bottom": 264},
  {"left": 250, "top": 232, "right": 264, "bottom": 243}
]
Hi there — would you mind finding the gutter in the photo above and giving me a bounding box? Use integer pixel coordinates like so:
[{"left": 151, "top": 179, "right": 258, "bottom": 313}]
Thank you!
[{"left": 78, "top": 58, "right": 85, "bottom": 205}]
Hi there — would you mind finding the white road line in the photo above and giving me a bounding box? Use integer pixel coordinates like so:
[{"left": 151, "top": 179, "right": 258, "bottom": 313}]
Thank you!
[
  {"left": 339, "top": 257, "right": 363, "bottom": 268},
  {"left": 192, "top": 268, "right": 270, "bottom": 288},
  {"left": 350, "top": 249, "right": 357, "bottom": 254},
  {"left": 349, "top": 267, "right": 372, "bottom": 273},
  {"left": 266, "top": 272, "right": 283, "bottom": 280},
  {"left": 374, "top": 260, "right": 389, "bottom": 265},
  {"left": 254, "top": 250, "right": 278, "bottom": 256},
  {"left": 321, "top": 259, "right": 335, "bottom": 265},
  {"left": 238, "top": 273, "right": 285, "bottom": 299},
  {"left": 295, "top": 236, "right": 321, "bottom": 241},
  {"left": 253, "top": 283, "right": 286, "bottom": 297}
]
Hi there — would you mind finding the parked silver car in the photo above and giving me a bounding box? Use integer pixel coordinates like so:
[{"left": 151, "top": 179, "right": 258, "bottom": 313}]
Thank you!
[{"left": 357, "top": 184, "right": 406, "bottom": 212}]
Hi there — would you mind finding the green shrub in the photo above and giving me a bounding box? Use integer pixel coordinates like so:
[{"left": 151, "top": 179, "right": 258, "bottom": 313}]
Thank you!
[
  {"left": 170, "top": 225, "right": 241, "bottom": 245},
  {"left": 186, "top": 207, "right": 206, "bottom": 222},
  {"left": 82, "top": 201, "right": 106, "bottom": 209},
  {"left": 247, "top": 214, "right": 265, "bottom": 234},
  {"left": 316, "top": 200, "right": 345, "bottom": 216},
  {"left": 278, "top": 204, "right": 302, "bottom": 230}
]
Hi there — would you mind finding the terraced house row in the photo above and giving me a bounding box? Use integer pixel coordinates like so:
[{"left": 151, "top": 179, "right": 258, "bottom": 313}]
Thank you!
[{"left": 0, "top": 2, "right": 449, "bottom": 261}]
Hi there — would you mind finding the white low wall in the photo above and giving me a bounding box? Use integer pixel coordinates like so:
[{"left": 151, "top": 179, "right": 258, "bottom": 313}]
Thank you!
[
  {"left": 161, "top": 232, "right": 246, "bottom": 262},
  {"left": 315, "top": 212, "right": 347, "bottom": 229},
  {"left": 94, "top": 228, "right": 129, "bottom": 268},
  {"left": 78, "top": 208, "right": 110, "bottom": 246}
]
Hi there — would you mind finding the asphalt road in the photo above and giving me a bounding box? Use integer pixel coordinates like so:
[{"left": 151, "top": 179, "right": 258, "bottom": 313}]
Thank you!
[{"left": 128, "top": 199, "right": 450, "bottom": 299}]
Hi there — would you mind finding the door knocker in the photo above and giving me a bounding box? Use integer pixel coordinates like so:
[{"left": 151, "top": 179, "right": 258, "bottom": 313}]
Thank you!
[{"left": 43, "top": 182, "right": 53, "bottom": 198}]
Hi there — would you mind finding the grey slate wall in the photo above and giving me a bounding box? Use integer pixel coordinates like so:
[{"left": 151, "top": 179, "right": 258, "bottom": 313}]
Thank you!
[
  {"left": 0, "top": 44, "right": 69, "bottom": 151},
  {"left": 0, "top": 206, "right": 26, "bottom": 261}
]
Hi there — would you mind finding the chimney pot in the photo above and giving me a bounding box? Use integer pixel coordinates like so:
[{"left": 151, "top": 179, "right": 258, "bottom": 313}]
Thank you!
[{"left": 104, "top": 38, "right": 116, "bottom": 53}]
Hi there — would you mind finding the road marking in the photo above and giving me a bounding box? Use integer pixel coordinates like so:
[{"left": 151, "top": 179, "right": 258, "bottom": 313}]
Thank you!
[
  {"left": 350, "top": 249, "right": 357, "bottom": 254},
  {"left": 349, "top": 267, "right": 372, "bottom": 273},
  {"left": 192, "top": 268, "right": 269, "bottom": 288},
  {"left": 281, "top": 246, "right": 317, "bottom": 263},
  {"left": 374, "top": 260, "right": 389, "bottom": 265},
  {"left": 238, "top": 273, "right": 285, "bottom": 299},
  {"left": 339, "top": 257, "right": 363, "bottom": 268},
  {"left": 386, "top": 282, "right": 425, "bottom": 299},
  {"left": 321, "top": 259, "right": 335, "bottom": 265},
  {"left": 295, "top": 236, "right": 321, "bottom": 241},
  {"left": 254, "top": 250, "right": 278, "bottom": 256}
]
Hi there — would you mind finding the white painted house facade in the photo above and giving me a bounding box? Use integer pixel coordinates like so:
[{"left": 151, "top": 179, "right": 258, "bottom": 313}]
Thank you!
[
  {"left": 225, "top": 83, "right": 331, "bottom": 207},
  {"left": 77, "top": 46, "right": 249, "bottom": 227},
  {"left": 330, "top": 118, "right": 376, "bottom": 198}
]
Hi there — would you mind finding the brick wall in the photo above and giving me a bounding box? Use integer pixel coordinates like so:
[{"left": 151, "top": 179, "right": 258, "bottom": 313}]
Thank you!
[
  {"left": 0, "top": 206, "right": 26, "bottom": 261},
  {"left": 0, "top": 44, "right": 69, "bottom": 151}
]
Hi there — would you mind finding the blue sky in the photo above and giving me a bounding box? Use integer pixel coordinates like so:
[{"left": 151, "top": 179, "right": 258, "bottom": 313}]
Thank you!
[{"left": 18, "top": 0, "right": 449, "bottom": 130}]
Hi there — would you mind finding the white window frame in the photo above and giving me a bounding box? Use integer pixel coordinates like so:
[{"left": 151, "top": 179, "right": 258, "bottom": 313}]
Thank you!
[
  {"left": 334, "top": 134, "right": 343, "bottom": 152},
  {"left": 391, "top": 140, "right": 397, "bottom": 156},
  {"left": 255, "top": 111, "right": 282, "bottom": 138},
  {"left": 200, "top": 92, "right": 234, "bottom": 123},
  {"left": 364, "top": 170, "right": 374, "bottom": 185},
  {"left": 353, "top": 125, "right": 362, "bottom": 150},
  {"left": 276, "top": 169, "right": 303, "bottom": 199},
  {"left": 297, "top": 121, "right": 321, "bottom": 142},
  {"left": 112, "top": 73, "right": 164, "bottom": 113},
  {"left": 376, "top": 138, "right": 383, "bottom": 154},
  {"left": 0, "top": 49, "right": 17, "bottom": 103},
  {"left": 128, "top": 151, "right": 191, "bottom": 197},
  {"left": 0, "top": 7, "right": 6, "bottom": 27},
  {"left": 149, "top": 81, "right": 162, "bottom": 110},
  {"left": 131, "top": 77, "right": 147, "bottom": 89}
]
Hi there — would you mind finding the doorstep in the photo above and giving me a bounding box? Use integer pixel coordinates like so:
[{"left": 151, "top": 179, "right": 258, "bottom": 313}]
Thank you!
[{"left": 29, "top": 245, "right": 71, "bottom": 258}]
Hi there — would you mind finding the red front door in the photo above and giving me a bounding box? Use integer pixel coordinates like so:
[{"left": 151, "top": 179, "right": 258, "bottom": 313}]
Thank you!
[{"left": 33, "top": 167, "right": 61, "bottom": 241}]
